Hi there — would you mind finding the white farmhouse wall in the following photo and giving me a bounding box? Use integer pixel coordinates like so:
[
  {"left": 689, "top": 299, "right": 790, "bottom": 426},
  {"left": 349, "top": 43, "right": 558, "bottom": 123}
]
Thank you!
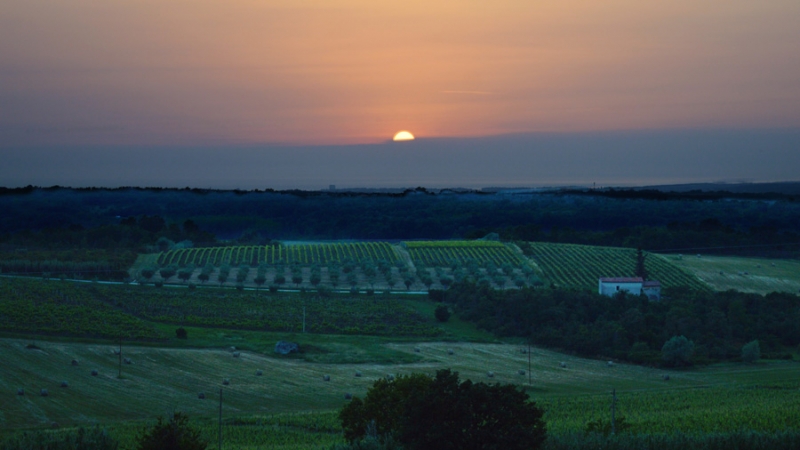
[{"left": 599, "top": 281, "right": 642, "bottom": 296}]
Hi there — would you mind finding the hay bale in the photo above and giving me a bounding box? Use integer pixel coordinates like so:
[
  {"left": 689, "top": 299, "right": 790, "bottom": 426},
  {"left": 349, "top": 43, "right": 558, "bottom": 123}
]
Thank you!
[
  {"left": 232, "top": 352, "right": 241, "bottom": 358},
  {"left": 414, "top": 347, "right": 421, "bottom": 353},
  {"left": 662, "top": 374, "right": 670, "bottom": 381},
  {"left": 17, "top": 388, "right": 24, "bottom": 396},
  {"left": 487, "top": 371, "right": 494, "bottom": 378},
  {"left": 385, "top": 374, "right": 395, "bottom": 381},
  {"left": 447, "top": 349, "right": 454, "bottom": 355},
  {"left": 222, "top": 379, "right": 230, "bottom": 386},
  {"left": 607, "top": 361, "right": 614, "bottom": 367},
  {"left": 91, "top": 370, "right": 98, "bottom": 376},
  {"left": 60, "top": 381, "right": 68, "bottom": 388},
  {"left": 518, "top": 370, "right": 526, "bottom": 375},
  {"left": 323, "top": 375, "right": 331, "bottom": 381},
  {"left": 256, "top": 370, "right": 263, "bottom": 376},
  {"left": 113, "top": 349, "right": 120, "bottom": 355},
  {"left": 229, "top": 346, "right": 237, "bottom": 352},
  {"left": 559, "top": 362, "right": 567, "bottom": 368},
  {"left": 344, "top": 393, "right": 353, "bottom": 400},
  {"left": 71, "top": 359, "right": 79, "bottom": 366},
  {"left": 123, "top": 358, "right": 132, "bottom": 365},
  {"left": 354, "top": 371, "right": 362, "bottom": 377},
  {"left": 275, "top": 341, "right": 299, "bottom": 355},
  {"left": 40, "top": 389, "right": 49, "bottom": 397},
  {"left": 198, "top": 392, "right": 205, "bottom": 399},
  {"left": 520, "top": 348, "right": 528, "bottom": 354}
]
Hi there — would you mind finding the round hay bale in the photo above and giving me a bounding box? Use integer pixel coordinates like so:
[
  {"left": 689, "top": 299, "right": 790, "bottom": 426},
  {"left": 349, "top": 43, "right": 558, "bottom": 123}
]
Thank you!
[
  {"left": 354, "top": 371, "right": 362, "bottom": 377},
  {"left": 662, "top": 374, "right": 670, "bottom": 381},
  {"left": 71, "top": 359, "right": 79, "bottom": 366},
  {"left": 323, "top": 375, "right": 331, "bottom": 381},
  {"left": 344, "top": 392, "right": 353, "bottom": 400},
  {"left": 385, "top": 374, "right": 395, "bottom": 381},
  {"left": 559, "top": 362, "right": 567, "bottom": 368},
  {"left": 113, "top": 349, "right": 120, "bottom": 355},
  {"left": 229, "top": 346, "right": 237, "bottom": 352},
  {"left": 60, "top": 381, "right": 68, "bottom": 388},
  {"left": 40, "top": 389, "right": 49, "bottom": 397},
  {"left": 17, "top": 388, "right": 24, "bottom": 396},
  {"left": 447, "top": 349, "right": 454, "bottom": 355},
  {"left": 414, "top": 347, "right": 421, "bottom": 353},
  {"left": 123, "top": 358, "right": 132, "bottom": 365},
  {"left": 232, "top": 351, "right": 241, "bottom": 358},
  {"left": 518, "top": 370, "right": 526, "bottom": 375},
  {"left": 222, "top": 379, "right": 230, "bottom": 386},
  {"left": 607, "top": 361, "right": 614, "bottom": 367},
  {"left": 198, "top": 392, "right": 205, "bottom": 399},
  {"left": 256, "top": 370, "right": 263, "bottom": 376},
  {"left": 50, "top": 422, "right": 59, "bottom": 429},
  {"left": 487, "top": 371, "right": 494, "bottom": 378},
  {"left": 91, "top": 370, "right": 98, "bottom": 376},
  {"left": 520, "top": 348, "right": 528, "bottom": 354}
]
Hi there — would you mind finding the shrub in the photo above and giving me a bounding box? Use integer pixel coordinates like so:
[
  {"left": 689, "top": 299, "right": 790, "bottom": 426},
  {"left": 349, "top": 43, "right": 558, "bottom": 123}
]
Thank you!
[
  {"left": 175, "top": 327, "right": 188, "bottom": 339},
  {"left": 434, "top": 304, "right": 450, "bottom": 323},
  {"left": 661, "top": 335, "right": 695, "bottom": 367},
  {"left": 136, "top": 412, "right": 207, "bottom": 450},
  {"left": 742, "top": 340, "right": 761, "bottom": 364}
]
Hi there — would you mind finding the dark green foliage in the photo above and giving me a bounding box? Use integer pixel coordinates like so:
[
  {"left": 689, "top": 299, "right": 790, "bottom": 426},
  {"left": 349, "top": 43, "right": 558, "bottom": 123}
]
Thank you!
[
  {"left": 543, "top": 430, "right": 800, "bottom": 450},
  {"left": 136, "top": 412, "right": 207, "bottom": 450},
  {"left": 339, "top": 369, "right": 546, "bottom": 450},
  {"left": 175, "top": 327, "right": 187, "bottom": 339},
  {"left": 2, "top": 426, "right": 118, "bottom": 450},
  {"left": 742, "top": 340, "right": 761, "bottom": 364},
  {"left": 440, "top": 282, "right": 800, "bottom": 364},
  {"left": 585, "top": 416, "right": 632, "bottom": 436},
  {"left": 434, "top": 304, "right": 450, "bottom": 323},
  {"left": 661, "top": 336, "right": 695, "bottom": 367}
]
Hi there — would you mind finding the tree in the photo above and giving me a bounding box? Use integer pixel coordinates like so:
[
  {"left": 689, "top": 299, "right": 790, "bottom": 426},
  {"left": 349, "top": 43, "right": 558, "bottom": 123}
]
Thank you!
[
  {"left": 136, "top": 412, "right": 207, "bottom": 450},
  {"left": 635, "top": 248, "right": 648, "bottom": 280},
  {"left": 661, "top": 335, "right": 695, "bottom": 367},
  {"left": 339, "top": 369, "right": 546, "bottom": 450},
  {"left": 742, "top": 339, "right": 760, "bottom": 364},
  {"left": 175, "top": 327, "right": 188, "bottom": 339},
  {"left": 434, "top": 304, "right": 451, "bottom": 323}
]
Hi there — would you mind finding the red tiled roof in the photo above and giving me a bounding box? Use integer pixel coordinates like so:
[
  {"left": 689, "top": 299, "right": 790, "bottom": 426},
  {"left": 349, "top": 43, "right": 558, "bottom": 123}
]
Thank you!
[
  {"left": 643, "top": 281, "right": 662, "bottom": 287},
  {"left": 599, "top": 277, "right": 643, "bottom": 283}
]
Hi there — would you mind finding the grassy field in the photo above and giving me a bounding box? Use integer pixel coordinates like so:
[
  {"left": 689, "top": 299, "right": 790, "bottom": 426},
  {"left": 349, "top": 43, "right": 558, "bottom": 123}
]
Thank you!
[
  {"left": 662, "top": 254, "right": 800, "bottom": 295},
  {"left": 3, "top": 338, "right": 798, "bottom": 434}
]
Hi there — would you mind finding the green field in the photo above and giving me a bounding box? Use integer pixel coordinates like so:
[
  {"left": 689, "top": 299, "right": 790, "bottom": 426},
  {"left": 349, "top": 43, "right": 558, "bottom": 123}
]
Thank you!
[
  {"left": 524, "top": 242, "right": 708, "bottom": 291},
  {"left": 665, "top": 254, "right": 800, "bottom": 295},
  {"left": 2, "top": 338, "right": 798, "bottom": 444}
]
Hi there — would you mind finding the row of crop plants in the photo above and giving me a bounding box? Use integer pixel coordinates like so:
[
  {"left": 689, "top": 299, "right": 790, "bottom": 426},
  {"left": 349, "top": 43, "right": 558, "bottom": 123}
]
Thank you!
[
  {"left": 156, "top": 243, "right": 402, "bottom": 267},
  {"left": 525, "top": 242, "right": 707, "bottom": 290}
]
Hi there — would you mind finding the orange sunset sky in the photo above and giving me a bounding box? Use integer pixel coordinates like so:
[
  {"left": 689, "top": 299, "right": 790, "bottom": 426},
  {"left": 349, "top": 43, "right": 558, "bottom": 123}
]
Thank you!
[{"left": 2, "top": 0, "right": 799, "bottom": 148}]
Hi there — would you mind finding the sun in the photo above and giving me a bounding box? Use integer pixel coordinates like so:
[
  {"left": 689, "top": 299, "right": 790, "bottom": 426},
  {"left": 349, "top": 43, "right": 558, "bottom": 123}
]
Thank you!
[{"left": 392, "top": 131, "right": 415, "bottom": 141}]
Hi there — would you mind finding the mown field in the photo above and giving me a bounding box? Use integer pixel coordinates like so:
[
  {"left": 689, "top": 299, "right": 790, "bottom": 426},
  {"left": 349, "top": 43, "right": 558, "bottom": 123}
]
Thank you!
[
  {"left": 666, "top": 254, "right": 800, "bottom": 295},
  {"left": 523, "top": 242, "right": 708, "bottom": 291},
  {"left": 2, "top": 338, "right": 799, "bottom": 448}
]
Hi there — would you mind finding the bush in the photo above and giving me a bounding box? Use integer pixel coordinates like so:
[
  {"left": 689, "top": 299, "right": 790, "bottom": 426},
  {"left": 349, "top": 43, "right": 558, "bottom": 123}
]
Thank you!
[
  {"left": 175, "top": 327, "right": 188, "bottom": 339},
  {"left": 742, "top": 340, "right": 761, "bottom": 364},
  {"left": 136, "top": 412, "right": 207, "bottom": 450},
  {"left": 3, "top": 427, "right": 118, "bottom": 450},
  {"left": 434, "top": 304, "right": 451, "bottom": 323},
  {"left": 661, "top": 335, "right": 695, "bottom": 367}
]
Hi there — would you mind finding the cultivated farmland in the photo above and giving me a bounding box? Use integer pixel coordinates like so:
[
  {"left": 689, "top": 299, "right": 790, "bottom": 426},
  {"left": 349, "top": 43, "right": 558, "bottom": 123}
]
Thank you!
[
  {"left": 666, "top": 254, "right": 800, "bottom": 295},
  {"left": 524, "top": 242, "right": 708, "bottom": 291}
]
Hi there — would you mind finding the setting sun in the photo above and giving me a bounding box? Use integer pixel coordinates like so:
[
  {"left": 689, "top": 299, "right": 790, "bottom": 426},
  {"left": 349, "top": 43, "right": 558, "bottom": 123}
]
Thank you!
[{"left": 393, "top": 131, "right": 415, "bottom": 141}]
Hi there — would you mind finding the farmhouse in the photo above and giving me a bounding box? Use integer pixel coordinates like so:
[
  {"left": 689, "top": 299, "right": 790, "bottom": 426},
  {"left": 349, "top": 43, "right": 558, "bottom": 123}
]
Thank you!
[{"left": 598, "top": 277, "right": 661, "bottom": 301}]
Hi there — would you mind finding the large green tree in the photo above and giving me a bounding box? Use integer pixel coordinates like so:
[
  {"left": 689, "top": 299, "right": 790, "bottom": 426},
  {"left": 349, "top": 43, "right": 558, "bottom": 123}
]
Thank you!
[{"left": 339, "top": 369, "right": 546, "bottom": 450}]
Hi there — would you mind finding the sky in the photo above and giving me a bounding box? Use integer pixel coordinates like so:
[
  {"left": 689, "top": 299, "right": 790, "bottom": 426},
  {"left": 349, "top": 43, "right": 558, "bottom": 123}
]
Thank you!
[{"left": 2, "top": 1, "right": 800, "bottom": 188}]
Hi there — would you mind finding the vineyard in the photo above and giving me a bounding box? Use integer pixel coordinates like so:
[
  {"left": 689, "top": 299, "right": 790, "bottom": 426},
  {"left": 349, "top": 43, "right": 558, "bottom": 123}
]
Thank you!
[
  {"left": 156, "top": 242, "right": 402, "bottom": 267},
  {"left": 523, "top": 243, "right": 708, "bottom": 291},
  {"left": 404, "top": 240, "right": 525, "bottom": 267}
]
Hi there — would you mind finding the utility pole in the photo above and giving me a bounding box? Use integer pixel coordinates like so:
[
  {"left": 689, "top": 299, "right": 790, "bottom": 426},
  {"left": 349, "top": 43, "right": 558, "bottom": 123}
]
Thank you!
[
  {"left": 118, "top": 336, "right": 123, "bottom": 379},
  {"left": 611, "top": 388, "right": 617, "bottom": 435},
  {"left": 303, "top": 306, "right": 306, "bottom": 333},
  {"left": 218, "top": 388, "right": 223, "bottom": 450}
]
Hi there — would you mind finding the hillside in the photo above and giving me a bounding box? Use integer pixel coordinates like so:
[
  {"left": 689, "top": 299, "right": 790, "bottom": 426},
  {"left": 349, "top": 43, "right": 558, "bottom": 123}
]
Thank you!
[
  {"left": 522, "top": 242, "right": 708, "bottom": 291},
  {"left": 667, "top": 254, "right": 800, "bottom": 295}
]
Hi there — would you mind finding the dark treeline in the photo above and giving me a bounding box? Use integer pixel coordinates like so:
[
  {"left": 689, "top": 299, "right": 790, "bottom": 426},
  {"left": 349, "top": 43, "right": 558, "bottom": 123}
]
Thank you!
[
  {"left": 0, "top": 187, "right": 799, "bottom": 257},
  {"left": 435, "top": 283, "right": 800, "bottom": 365}
]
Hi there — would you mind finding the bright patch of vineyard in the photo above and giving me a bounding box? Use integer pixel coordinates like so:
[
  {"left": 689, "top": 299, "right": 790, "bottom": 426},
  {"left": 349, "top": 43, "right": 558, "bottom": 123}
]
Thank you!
[
  {"left": 524, "top": 242, "right": 708, "bottom": 291},
  {"left": 404, "top": 241, "right": 525, "bottom": 267},
  {"left": 156, "top": 242, "right": 402, "bottom": 267}
]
